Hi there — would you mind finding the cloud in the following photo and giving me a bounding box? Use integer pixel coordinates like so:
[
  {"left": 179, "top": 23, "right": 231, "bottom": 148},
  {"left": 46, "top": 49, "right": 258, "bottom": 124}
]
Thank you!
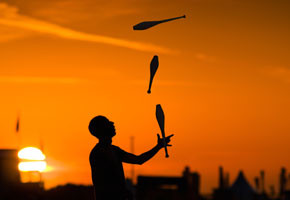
[
  {"left": 0, "top": 25, "right": 33, "bottom": 42},
  {"left": 0, "top": 3, "right": 175, "bottom": 54},
  {"left": 5, "top": 0, "right": 142, "bottom": 23}
]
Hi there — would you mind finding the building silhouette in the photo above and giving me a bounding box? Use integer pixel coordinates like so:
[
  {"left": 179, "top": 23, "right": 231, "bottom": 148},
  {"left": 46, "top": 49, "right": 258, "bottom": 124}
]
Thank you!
[
  {"left": 0, "top": 149, "right": 44, "bottom": 200},
  {"left": 230, "top": 171, "right": 257, "bottom": 200},
  {"left": 0, "top": 149, "right": 21, "bottom": 185},
  {"left": 1, "top": 149, "right": 290, "bottom": 200},
  {"left": 136, "top": 166, "right": 202, "bottom": 200}
]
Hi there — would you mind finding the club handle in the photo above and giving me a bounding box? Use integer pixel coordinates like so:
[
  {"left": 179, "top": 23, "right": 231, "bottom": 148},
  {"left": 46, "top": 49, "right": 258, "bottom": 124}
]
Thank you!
[
  {"left": 165, "top": 147, "right": 169, "bottom": 158},
  {"left": 162, "top": 134, "right": 169, "bottom": 158},
  {"left": 147, "top": 79, "right": 153, "bottom": 94}
]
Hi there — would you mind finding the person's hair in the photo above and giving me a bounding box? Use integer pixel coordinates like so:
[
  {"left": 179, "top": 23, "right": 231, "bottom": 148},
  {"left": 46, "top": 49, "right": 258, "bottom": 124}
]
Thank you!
[{"left": 88, "top": 115, "right": 110, "bottom": 138}]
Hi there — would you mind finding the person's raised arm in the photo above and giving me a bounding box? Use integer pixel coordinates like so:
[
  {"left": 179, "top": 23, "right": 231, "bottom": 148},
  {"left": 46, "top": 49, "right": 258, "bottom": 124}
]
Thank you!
[{"left": 121, "top": 134, "right": 174, "bottom": 165}]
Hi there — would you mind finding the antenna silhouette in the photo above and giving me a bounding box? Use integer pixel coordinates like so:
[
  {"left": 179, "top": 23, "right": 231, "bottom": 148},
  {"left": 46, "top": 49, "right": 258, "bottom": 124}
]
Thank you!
[
  {"left": 15, "top": 113, "right": 21, "bottom": 150},
  {"left": 130, "top": 136, "right": 135, "bottom": 183}
]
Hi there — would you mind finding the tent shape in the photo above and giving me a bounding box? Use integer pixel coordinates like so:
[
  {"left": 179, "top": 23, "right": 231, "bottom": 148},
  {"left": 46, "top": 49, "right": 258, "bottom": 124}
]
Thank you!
[{"left": 230, "top": 171, "right": 256, "bottom": 200}]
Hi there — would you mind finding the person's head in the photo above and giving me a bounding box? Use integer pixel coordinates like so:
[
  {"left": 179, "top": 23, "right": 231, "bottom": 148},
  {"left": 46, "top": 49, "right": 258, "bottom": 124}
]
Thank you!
[{"left": 88, "top": 116, "right": 116, "bottom": 141}]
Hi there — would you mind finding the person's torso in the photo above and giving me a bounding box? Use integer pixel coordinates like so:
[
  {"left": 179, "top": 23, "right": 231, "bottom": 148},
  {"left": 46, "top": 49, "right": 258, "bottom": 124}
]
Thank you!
[{"left": 89, "top": 144, "right": 126, "bottom": 198}]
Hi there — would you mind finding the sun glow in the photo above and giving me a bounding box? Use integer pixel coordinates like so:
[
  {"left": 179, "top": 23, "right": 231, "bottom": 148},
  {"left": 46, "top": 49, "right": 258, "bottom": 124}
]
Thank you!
[
  {"left": 18, "top": 147, "right": 45, "bottom": 160},
  {"left": 18, "top": 161, "right": 47, "bottom": 172},
  {"left": 18, "top": 147, "right": 47, "bottom": 172}
]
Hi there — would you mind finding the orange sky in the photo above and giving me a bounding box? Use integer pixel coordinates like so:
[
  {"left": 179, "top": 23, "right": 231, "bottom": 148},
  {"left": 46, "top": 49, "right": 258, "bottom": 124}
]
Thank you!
[{"left": 1, "top": 0, "right": 290, "bottom": 194}]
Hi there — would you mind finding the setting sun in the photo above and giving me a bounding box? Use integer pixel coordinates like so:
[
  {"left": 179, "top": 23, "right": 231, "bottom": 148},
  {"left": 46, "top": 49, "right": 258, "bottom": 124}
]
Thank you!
[
  {"left": 18, "top": 147, "right": 46, "bottom": 172},
  {"left": 18, "top": 147, "right": 45, "bottom": 160},
  {"left": 18, "top": 161, "right": 47, "bottom": 172}
]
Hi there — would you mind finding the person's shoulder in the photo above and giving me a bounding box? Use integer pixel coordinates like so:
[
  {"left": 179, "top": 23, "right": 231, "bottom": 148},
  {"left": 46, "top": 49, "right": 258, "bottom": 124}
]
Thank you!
[
  {"left": 90, "top": 144, "right": 107, "bottom": 162},
  {"left": 90, "top": 144, "right": 101, "bottom": 156},
  {"left": 112, "top": 145, "right": 124, "bottom": 152},
  {"left": 112, "top": 145, "right": 122, "bottom": 150},
  {"left": 112, "top": 145, "right": 127, "bottom": 154}
]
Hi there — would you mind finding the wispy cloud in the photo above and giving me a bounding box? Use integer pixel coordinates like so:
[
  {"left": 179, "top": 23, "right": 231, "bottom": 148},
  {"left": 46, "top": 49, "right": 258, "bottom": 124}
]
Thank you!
[
  {"left": 0, "top": 23, "right": 33, "bottom": 42},
  {"left": 0, "top": 3, "right": 175, "bottom": 54}
]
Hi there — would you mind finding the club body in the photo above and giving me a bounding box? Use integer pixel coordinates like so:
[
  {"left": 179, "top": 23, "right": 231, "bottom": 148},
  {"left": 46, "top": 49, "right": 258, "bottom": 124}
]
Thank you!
[
  {"left": 156, "top": 104, "right": 169, "bottom": 158},
  {"left": 147, "top": 55, "right": 159, "bottom": 94}
]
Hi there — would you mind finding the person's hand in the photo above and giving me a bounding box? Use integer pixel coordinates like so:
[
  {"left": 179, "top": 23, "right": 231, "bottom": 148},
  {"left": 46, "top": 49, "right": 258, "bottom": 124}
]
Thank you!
[{"left": 157, "top": 133, "right": 174, "bottom": 148}]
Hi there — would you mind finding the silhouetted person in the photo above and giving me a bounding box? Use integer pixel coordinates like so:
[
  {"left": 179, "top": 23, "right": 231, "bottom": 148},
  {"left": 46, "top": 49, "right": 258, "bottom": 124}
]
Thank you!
[{"left": 89, "top": 116, "right": 173, "bottom": 200}]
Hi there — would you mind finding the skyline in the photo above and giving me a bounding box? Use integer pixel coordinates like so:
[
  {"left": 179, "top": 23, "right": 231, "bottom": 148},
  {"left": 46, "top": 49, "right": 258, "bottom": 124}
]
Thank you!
[{"left": 1, "top": 0, "right": 290, "bottom": 194}]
